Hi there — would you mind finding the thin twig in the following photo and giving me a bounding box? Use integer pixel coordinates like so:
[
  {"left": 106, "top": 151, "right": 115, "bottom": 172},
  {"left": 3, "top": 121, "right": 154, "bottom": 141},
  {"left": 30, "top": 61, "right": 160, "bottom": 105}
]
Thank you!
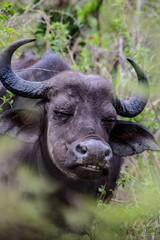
[
  {"left": 30, "top": 0, "right": 45, "bottom": 11},
  {"left": 150, "top": 102, "right": 160, "bottom": 126},
  {"left": 152, "top": 98, "right": 160, "bottom": 107},
  {"left": 111, "top": 199, "right": 130, "bottom": 203},
  {"left": 66, "top": 45, "right": 76, "bottom": 65}
]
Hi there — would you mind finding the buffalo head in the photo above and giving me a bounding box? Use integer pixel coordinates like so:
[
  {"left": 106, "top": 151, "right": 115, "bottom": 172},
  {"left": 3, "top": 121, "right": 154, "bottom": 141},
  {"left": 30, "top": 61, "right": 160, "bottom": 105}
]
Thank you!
[{"left": 0, "top": 39, "right": 159, "bottom": 181}]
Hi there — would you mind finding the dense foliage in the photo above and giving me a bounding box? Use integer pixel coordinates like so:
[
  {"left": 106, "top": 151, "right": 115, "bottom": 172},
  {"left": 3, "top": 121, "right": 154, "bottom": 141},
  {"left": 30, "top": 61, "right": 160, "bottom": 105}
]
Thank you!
[{"left": 0, "top": 0, "right": 160, "bottom": 239}]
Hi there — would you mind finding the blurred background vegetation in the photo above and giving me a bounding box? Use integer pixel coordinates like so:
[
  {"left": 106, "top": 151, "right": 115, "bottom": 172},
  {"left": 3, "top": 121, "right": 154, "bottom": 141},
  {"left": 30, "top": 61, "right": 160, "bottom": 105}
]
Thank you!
[{"left": 0, "top": 0, "right": 160, "bottom": 239}]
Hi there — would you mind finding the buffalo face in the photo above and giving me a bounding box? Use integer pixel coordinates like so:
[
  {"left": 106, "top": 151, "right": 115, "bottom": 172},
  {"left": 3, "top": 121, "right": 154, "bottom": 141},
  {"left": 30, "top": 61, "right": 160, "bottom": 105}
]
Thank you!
[{"left": 46, "top": 71, "right": 116, "bottom": 179}]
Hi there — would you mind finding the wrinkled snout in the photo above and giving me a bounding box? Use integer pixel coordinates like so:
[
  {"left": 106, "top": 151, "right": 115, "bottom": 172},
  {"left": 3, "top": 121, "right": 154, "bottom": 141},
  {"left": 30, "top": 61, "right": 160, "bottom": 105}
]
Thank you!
[
  {"left": 66, "top": 139, "right": 113, "bottom": 179},
  {"left": 75, "top": 139, "right": 112, "bottom": 165}
]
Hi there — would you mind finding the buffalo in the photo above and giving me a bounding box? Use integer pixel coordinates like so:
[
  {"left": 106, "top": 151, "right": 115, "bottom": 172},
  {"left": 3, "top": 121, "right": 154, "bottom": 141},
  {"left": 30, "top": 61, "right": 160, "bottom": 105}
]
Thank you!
[{"left": 0, "top": 38, "right": 159, "bottom": 205}]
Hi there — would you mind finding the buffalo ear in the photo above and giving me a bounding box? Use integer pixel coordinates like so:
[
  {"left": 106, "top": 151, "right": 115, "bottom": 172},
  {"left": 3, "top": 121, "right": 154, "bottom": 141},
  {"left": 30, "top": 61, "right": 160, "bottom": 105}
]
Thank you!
[
  {"left": 109, "top": 120, "right": 160, "bottom": 157},
  {"left": 0, "top": 101, "right": 44, "bottom": 143}
]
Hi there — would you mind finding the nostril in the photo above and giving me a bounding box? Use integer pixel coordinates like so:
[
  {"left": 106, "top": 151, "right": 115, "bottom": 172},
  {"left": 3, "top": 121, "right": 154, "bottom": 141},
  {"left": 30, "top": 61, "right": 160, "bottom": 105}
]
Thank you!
[
  {"left": 104, "top": 147, "right": 112, "bottom": 162},
  {"left": 76, "top": 144, "right": 87, "bottom": 155},
  {"left": 105, "top": 149, "right": 110, "bottom": 157}
]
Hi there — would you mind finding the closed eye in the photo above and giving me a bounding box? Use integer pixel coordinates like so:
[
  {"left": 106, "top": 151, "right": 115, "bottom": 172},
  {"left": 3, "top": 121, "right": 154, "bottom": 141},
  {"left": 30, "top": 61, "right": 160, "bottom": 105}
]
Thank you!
[
  {"left": 102, "top": 118, "right": 116, "bottom": 123},
  {"left": 53, "top": 110, "right": 73, "bottom": 118},
  {"left": 101, "top": 118, "right": 116, "bottom": 132}
]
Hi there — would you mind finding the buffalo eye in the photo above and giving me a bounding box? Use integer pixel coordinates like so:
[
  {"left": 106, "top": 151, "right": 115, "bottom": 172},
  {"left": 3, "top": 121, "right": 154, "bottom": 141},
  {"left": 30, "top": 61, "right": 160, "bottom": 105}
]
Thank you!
[
  {"left": 101, "top": 118, "right": 116, "bottom": 132},
  {"left": 53, "top": 110, "right": 73, "bottom": 122}
]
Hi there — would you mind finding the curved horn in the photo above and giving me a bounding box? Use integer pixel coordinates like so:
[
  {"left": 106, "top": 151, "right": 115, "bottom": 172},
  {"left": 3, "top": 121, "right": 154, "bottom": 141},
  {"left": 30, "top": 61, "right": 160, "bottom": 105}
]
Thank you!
[
  {"left": 115, "top": 58, "right": 149, "bottom": 117},
  {"left": 0, "top": 38, "right": 50, "bottom": 99}
]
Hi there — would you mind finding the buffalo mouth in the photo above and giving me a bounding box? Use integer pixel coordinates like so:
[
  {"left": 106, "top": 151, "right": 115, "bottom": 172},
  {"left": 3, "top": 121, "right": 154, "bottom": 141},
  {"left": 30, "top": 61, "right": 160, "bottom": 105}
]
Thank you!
[{"left": 70, "top": 164, "right": 109, "bottom": 179}]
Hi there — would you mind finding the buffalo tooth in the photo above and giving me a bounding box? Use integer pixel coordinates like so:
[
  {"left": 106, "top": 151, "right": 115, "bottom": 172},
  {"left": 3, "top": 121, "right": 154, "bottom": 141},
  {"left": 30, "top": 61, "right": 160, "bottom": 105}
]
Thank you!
[{"left": 85, "top": 165, "right": 101, "bottom": 170}]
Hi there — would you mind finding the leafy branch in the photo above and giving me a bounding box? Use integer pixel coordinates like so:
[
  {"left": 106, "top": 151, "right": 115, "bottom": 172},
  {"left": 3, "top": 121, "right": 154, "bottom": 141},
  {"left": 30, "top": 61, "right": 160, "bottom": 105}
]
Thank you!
[{"left": 0, "top": 90, "right": 15, "bottom": 113}]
